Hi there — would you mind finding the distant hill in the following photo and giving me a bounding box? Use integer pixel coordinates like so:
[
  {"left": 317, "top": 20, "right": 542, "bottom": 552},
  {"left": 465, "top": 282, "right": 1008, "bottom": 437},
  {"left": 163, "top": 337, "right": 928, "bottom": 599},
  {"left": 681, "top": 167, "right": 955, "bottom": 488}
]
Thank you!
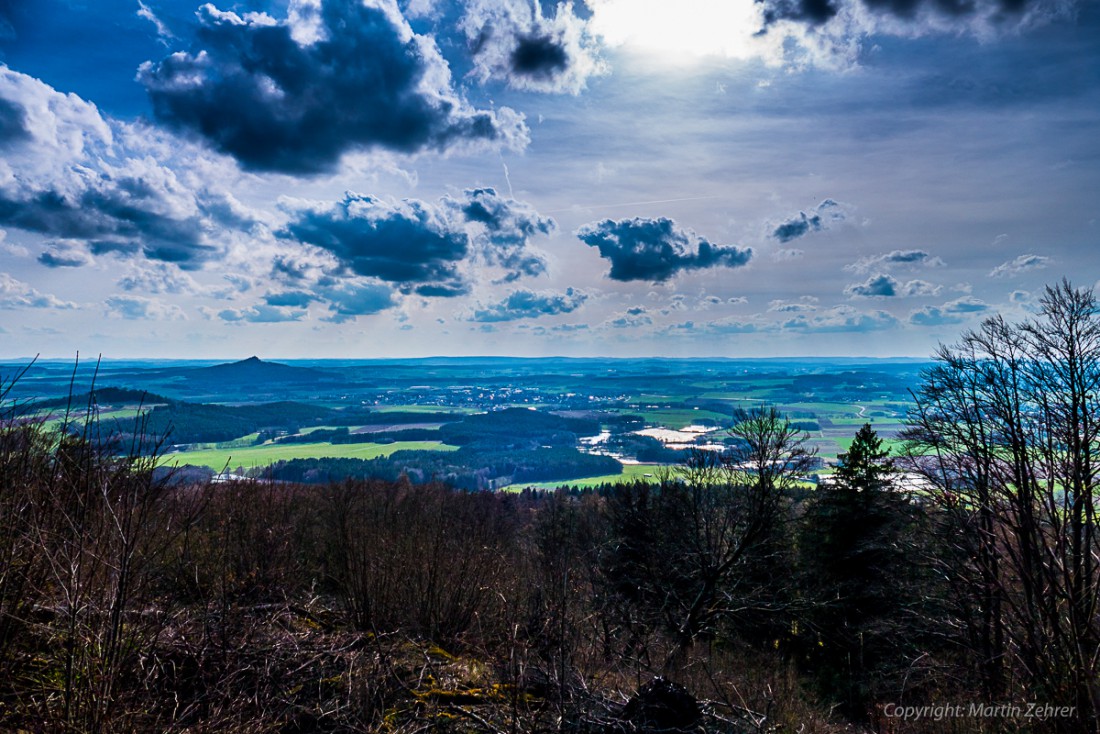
[{"left": 189, "top": 357, "right": 326, "bottom": 383}]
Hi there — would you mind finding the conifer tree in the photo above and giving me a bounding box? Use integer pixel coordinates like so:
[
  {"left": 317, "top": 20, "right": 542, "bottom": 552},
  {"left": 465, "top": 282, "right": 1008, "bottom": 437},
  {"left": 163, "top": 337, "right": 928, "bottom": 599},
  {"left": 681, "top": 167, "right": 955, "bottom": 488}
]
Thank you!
[{"left": 799, "top": 423, "right": 920, "bottom": 716}]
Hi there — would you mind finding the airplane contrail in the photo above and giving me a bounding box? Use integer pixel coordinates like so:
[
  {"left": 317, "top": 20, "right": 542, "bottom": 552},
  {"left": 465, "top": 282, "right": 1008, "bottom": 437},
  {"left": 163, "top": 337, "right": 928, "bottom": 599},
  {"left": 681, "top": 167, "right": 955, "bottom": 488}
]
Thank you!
[{"left": 543, "top": 195, "right": 724, "bottom": 215}]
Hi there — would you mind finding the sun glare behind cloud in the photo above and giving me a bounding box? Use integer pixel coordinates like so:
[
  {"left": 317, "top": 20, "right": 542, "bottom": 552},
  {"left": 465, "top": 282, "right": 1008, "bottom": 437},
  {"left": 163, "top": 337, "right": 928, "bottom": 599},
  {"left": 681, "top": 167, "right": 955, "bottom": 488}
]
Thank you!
[{"left": 588, "top": 0, "right": 767, "bottom": 62}]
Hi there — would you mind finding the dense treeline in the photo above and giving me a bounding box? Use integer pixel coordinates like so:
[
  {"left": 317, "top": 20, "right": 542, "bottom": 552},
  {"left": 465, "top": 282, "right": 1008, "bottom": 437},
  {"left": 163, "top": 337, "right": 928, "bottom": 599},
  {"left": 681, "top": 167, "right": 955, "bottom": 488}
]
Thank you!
[
  {"left": 141, "top": 400, "right": 335, "bottom": 444},
  {"left": 265, "top": 444, "right": 622, "bottom": 489},
  {"left": 3, "top": 281, "right": 1099, "bottom": 732}
]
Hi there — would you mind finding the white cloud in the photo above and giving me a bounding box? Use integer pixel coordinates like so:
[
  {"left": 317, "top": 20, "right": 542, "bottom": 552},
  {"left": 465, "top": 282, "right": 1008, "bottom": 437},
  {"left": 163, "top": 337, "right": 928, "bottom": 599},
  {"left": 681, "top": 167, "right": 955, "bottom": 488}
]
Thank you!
[{"left": 0, "top": 272, "right": 76, "bottom": 309}]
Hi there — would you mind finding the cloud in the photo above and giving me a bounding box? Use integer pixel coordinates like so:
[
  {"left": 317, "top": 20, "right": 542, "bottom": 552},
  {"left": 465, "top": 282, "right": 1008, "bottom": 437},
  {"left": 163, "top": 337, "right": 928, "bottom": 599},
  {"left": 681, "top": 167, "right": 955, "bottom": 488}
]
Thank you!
[
  {"left": 105, "top": 294, "right": 186, "bottom": 320},
  {"left": 280, "top": 189, "right": 554, "bottom": 296},
  {"left": 909, "top": 295, "right": 989, "bottom": 326},
  {"left": 471, "top": 287, "right": 587, "bottom": 322},
  {"left": 281, "top": 192, "right": 470, "bottom": 295},
  {"left": 263, "top": 290, "right": 319, "bottom": 308},
  {"left": 458, "top": 187, "right": 554, "bottom": 280},
  {"left": 845, "top": 273, "right": 940, "bottom": 298},
  {"left": 769, "top": 299, "right": 817, "bottom": 313},
  {"left": 758, "top": 0, "right": 1074, "bottom": 34},
  {"left": 989, "top": 253, "right": 1050, "bottom": 278},
  {"left": 460, "top": 0, "right": 606, "bottom": 94},
  {"left": 908, "top": 306, "right": 963, "bottom": 326},
  {"left": 209, "top": 278, "right": 395, "bottom": 324},
  {"left": 138, "top": 0, "right": 527, "bottom": 174},
  {"left": 38, "top": 240, "right": 95, "bottom": 268},
  {"left": 605, "top": 306, "right": 653, "bottom": 328},
  {"left": 771, "top": 199, "right": 844, "bottom": 243},
  {"left": 318, "top": 281, "right": 397, "bottom": 322},
  {"left": 117, "top": 262, "right": 202, "bottom": 294},
  {"left": 0, "top": 66, "right": 245, "bottom": 268},
  {"left": 845, "top": 273, "right": 898, "bottom": 297},
  {"left": 577, "top": 217, "right": 752, "bottom": 282},
  {"left": 271, "top": 250, "right": 337, "bottom": 283},
  {"left": 782, "top": 305, "right": 898, "bottom": 333},
  {"left": 900, "top": 279, "right": 941, "bottom": 297},
  {"left": 663, "top": 317, "right": 762, "bottom": 336},
  {"left": 943, "top": 295, "right": 989, "bottom": 313},
  {"left": 137, "top": 0, "right": 175, "bottom": 42},
  {"left": 846, "top": 249, "right": 946, "bottom": 273},
  {"left": 216, "top": 304, "right": 307, "bottom": 323},
  {"left": 0, "top": 272, "right": 75, "bottom": 309}
]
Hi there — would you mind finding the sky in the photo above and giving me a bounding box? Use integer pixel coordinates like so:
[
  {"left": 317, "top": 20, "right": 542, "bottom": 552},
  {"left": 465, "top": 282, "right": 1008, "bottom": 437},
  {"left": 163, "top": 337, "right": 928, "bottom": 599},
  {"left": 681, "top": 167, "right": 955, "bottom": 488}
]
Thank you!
[{"left": 0, "top": 0, "right": 1097, "bottom": 359}]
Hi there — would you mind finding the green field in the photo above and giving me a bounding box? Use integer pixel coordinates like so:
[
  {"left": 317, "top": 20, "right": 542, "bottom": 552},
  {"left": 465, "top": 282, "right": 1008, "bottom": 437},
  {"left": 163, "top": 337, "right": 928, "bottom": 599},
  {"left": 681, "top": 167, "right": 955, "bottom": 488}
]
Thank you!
[
  {"left": 160, "top": 440, "right": 458, "bottom": 471},
  {"left": 628, "top": 408, "right": 729, "bottom": 429},
  {"left": 507, "top": 463, "right": 667, "bottom": 491}
]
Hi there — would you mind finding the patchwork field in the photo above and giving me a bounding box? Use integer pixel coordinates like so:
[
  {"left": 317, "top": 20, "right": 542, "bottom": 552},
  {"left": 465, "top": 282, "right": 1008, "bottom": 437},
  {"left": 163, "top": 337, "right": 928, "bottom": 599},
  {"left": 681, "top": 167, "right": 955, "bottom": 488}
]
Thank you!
[
  {"left": 160, "top": 440, "right": 458, "bottom": 472},
  {"left": 6, "top": 356, "right": 929, "bottom": 487}
]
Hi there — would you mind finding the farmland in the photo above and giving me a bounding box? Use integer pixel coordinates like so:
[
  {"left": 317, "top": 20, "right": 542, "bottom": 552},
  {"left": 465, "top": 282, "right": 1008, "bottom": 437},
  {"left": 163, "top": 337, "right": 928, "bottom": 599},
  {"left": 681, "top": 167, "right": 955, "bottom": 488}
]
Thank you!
[
  {"left": 2, "top": 355, "right": 928, "bottom": 487},
  {"left": 160, "top": 440, "right": 458, "bottom": 472}
]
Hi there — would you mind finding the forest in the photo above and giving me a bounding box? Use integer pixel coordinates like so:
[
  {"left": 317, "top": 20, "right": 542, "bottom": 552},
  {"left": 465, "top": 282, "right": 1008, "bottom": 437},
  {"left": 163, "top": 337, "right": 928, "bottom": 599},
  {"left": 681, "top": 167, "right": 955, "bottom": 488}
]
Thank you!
[{"left": 1, "top": 282, "right": 1098, "bottom": 732}]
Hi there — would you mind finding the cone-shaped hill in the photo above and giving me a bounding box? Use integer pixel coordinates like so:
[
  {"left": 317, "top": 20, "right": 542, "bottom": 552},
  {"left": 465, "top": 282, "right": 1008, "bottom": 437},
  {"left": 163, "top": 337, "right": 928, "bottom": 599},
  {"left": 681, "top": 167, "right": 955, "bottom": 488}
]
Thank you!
[{"left": 190, "top": 356, "right": 326, "bottom": 383}]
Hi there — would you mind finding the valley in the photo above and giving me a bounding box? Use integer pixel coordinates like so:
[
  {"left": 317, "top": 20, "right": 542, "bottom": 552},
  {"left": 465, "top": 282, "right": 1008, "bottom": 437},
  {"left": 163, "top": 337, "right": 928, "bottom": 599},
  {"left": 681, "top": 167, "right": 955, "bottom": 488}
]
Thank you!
[{"left": 2, "top": 355, "right": 927, "bottom": 488}]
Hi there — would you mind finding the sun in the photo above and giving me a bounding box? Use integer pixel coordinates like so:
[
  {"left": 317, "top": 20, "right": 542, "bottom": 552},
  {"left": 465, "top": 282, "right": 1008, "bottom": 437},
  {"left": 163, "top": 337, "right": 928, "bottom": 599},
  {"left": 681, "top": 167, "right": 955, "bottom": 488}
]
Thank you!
[{"left": 587, "top": 0, "right": 767, "bottom": 62}]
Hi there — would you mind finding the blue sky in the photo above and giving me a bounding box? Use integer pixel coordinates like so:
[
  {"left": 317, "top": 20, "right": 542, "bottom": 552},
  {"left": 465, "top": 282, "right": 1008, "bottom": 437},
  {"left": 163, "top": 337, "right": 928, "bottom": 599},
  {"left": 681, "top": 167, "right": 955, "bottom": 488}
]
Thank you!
[{"left": 0, "top": 0, "right": 1097, "bottom": 358}]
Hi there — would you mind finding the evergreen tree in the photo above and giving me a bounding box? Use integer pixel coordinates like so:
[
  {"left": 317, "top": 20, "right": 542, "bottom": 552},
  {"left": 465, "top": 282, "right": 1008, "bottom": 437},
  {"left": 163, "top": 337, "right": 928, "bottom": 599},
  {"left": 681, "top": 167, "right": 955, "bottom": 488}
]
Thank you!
[{"left": 798, "top": 423, "right": 921, "bottom": 716}]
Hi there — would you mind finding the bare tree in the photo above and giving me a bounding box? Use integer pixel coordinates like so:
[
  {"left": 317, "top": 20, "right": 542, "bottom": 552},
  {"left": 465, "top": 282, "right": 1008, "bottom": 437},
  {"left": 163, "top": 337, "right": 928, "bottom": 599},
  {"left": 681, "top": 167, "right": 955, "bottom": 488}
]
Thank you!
[{"left": 903, "top": 280, "right": 1100, "bottom": 731}]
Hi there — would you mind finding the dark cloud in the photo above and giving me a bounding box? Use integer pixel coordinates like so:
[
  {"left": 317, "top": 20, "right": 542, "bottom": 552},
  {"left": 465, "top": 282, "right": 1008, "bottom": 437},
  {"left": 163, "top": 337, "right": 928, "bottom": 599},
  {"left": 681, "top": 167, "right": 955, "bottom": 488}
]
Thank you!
[
  {"left": 0, "top": 96, "right": 30, "bottom": 146},
  {"left": 139, "top": 1, "right": 526, "bottom": 174},
  {"left": 251, "top": 281, "right": 397, "bottom": 323},
  {"left": 511, "top": 34, "right": 569, "bottom": 77},
  {"left": 461, "top": 0, "right": 605, "bottom": 94},
  {"left": 472, "top": 287, "right": 587, "bottom": 322},
  {"left": 758, "top": 0, "right": 1060, "bottom": 29},
  {"left": 320, "top": 282, "right": 397, "bottom": 322},
  {"left": 281, "top": 193, "right": 470, "bottom": 296},
  {"left": 844, "top": 273, "right": 942, "bottom": 298},
  {"left": 577, "top": 217, "right": 752, "bottom": 282},
  {"left": 264, "top": 290, "right": 319, "bottom": 308},
  {"left": 771, "top": 199, "right": 843, "bottom": 243},
  {"left": 760, "top": 0, "right": 840, "bottom": 26},
  {"left": 0, "top": 185, "right": 216, "bottom": 267},
  {"left": 845, "top": 273, "right": 898, "bottom": 297},
  {"left": 280, "top": 189, "right": 554, "bottom": 297},
  {"left": 457, "top": 187, "right": 553, "bottom": 280},
  {"left": 0, "top": 67, "right": 243, "bottom": 268}
]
